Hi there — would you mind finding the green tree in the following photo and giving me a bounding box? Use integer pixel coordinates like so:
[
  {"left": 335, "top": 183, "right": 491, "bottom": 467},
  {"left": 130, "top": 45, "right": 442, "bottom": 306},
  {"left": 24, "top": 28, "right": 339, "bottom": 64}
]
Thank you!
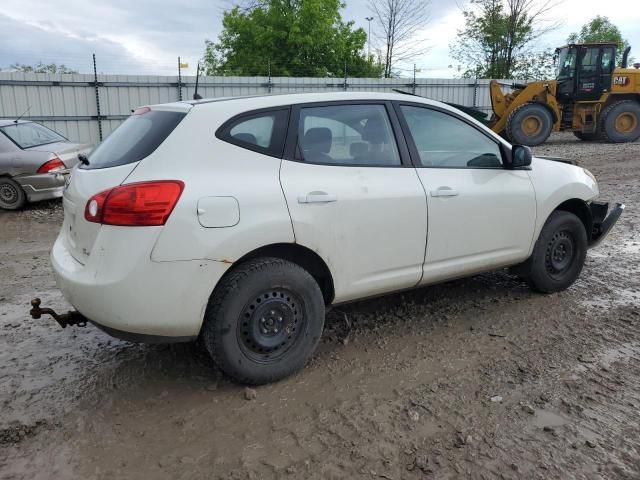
[
  {"left": 450, "top": 0, "right": 559, "bottom": 79},
  {"left": 204, "top": 0, "right": 383, "bottom": 77},
  {"left": 567, "top": 16, "right": 630, "bottom": 65},
  {"left": 8, "top": 62, "right": 78, "bottom": 74}
]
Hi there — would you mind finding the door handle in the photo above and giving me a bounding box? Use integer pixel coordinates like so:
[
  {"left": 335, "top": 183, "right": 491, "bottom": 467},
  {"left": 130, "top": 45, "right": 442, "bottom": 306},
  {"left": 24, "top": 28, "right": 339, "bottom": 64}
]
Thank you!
[
  {"left": 298, "top": 192, "right": 337, "bottom": 204},
  {"left": 430, "top": 187, "right": 459, "bottom": 197}
]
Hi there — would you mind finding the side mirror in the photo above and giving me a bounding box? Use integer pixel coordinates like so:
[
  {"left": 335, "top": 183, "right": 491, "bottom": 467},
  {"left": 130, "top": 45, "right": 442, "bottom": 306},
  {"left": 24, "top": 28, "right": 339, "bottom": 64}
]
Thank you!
[{"left": 509, "top": 145, "right": 532, "bottom": 169}]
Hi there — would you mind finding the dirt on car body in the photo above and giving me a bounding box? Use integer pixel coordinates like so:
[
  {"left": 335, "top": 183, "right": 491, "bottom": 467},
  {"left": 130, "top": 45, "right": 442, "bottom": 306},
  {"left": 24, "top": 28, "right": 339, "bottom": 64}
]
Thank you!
[{"left": 1, "top": 133, "right": 639, "bottom": 479}]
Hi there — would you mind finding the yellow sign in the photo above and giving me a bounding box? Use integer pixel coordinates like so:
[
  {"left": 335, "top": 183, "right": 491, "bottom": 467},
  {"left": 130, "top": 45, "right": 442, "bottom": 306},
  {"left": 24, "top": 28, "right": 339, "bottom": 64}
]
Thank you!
[{"left": 180, "top": 63, "right": 189, "bottom": 69}]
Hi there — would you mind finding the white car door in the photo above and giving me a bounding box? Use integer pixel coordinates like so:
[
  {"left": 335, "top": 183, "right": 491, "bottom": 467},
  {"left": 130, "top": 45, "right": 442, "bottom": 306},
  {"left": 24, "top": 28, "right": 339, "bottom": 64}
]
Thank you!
[
  {"left": 279, "top": 102, "right": 428, "bottom": 303},
  {"left": 396, "top": 103, "right": 537, "bottom": 284}
]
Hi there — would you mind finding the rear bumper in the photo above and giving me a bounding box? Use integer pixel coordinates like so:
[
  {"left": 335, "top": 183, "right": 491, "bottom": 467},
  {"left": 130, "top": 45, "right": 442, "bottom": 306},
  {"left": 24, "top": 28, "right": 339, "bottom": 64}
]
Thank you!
[
  {"left": 589, "top": 202, "right": 624, "bottom": 248},
  {"left": 14, "top": 171, "right": 67, "bottom": 202},
  {"left": 50, "top": 227, "right": 232, "bottom": 341}
]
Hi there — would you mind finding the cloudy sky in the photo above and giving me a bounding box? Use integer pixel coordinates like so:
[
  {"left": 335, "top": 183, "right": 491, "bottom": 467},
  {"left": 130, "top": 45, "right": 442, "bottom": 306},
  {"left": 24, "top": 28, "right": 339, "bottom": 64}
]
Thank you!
[{"left": 1, "top": 0, "right": 639, "bottom": 78}]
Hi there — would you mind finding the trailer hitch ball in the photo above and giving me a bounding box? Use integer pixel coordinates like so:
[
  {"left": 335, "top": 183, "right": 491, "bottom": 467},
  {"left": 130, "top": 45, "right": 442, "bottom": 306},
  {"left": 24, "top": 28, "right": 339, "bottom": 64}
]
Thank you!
[{"left": 29, "top": 297, "right": 88, "bottom": 328}]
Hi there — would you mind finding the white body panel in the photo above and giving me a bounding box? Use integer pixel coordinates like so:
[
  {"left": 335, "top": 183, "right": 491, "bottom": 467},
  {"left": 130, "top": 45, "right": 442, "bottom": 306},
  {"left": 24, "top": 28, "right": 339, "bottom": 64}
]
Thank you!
[
  {"left": 417, "top": 168, "right": 536, "bottom": 284},
  {"left": 280, "top": 161, "right": 427, "bottom": 303},
  {"left": 49, "top": 92, "right": 601, "bottom": 340}
]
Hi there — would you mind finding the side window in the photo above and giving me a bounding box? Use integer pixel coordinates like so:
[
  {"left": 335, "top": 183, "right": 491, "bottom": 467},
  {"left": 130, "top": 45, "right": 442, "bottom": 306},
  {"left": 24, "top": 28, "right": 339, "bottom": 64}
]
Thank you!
[
  {"left": 400, "top": 105, "right": 503, "bottom": 168},
  {"left": 297, "top": 104, "right": 401, "bottom": 166},
  {"left": 218, "top": 109, "right": 289, "bottom": 157},
  {"left": 601, "top": 48, "right": 614, "bottom": 74}
]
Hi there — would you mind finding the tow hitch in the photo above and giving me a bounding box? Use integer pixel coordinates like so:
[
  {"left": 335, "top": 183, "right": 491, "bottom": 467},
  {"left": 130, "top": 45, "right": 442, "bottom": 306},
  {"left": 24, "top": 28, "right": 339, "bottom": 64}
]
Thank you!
[{"left": 29, "top": 298, "right": 88, "bottom": 328}]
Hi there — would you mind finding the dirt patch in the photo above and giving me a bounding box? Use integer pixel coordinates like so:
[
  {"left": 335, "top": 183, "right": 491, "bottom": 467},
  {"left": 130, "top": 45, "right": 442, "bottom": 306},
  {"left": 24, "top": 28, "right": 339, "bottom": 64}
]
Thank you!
[{"left": 1, "top": 133, "right": 639, "bottom": 479}]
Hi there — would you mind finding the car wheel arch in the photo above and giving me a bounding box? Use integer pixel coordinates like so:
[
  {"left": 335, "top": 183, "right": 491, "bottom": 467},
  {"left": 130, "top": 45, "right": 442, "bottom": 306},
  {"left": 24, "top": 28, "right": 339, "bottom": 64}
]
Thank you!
[
  {"left": 217, "top": 243, "right": 335, "bottom": 305},
  {"left": 553, "top": 198, "right": 592, "bottom": 238}
]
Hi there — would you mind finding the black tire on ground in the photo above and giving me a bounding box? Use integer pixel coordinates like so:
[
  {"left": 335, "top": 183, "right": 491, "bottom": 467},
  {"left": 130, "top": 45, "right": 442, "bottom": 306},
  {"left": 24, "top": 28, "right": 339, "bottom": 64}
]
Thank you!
[
  {"left": 0, "top": 177, "right": 27, "bottom": 210},
  {"left": 505, "top": 103, "right": 554, "bottom": 146},
  {"left": 573, "top": 131, "right": 600, "bottom": 141},
  {"left": 600, "top": 100, "right": 640, "bottom": 143},
  {"left": 201, "top": 257, "right": 325, "bottom": 385},
  {"left": 521, "top": 211, "right": 588, "bottom": 294}
]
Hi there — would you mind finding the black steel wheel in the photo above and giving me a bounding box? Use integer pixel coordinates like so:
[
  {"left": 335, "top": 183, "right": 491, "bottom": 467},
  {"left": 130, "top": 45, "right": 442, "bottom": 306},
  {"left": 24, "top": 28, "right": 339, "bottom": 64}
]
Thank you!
[
  {"left": 0, "top": 177, "right": 26, "bottom": 210},
  {"left": 522, "top": 211, "right": 588, "bottom": 293},
  {"left": 237, "top": 288, "right": 305, "bottom": 363},
  {"left": 202, "top": 257, "right": 325, "bottom": 384}
]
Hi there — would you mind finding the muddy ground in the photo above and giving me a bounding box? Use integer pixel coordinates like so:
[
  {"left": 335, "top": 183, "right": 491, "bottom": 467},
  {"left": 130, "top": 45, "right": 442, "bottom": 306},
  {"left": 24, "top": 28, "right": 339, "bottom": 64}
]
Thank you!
[{"left": 1, "top": 133, "right": 639, "bottom": 479}]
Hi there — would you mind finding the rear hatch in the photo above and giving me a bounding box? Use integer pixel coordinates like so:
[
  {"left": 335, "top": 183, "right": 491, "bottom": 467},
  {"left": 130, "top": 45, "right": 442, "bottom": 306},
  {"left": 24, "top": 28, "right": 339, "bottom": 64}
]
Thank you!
[
  {"left": 61, "top": 106, "right": 189, "bottom": 264},
  {"left": 27, "top": 141, "right": 93, "bottom": 169}
]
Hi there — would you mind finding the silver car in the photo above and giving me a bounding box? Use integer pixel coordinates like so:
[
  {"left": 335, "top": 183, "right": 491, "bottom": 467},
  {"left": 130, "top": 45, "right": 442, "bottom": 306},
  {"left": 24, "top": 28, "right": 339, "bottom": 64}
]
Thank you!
[{"left": 0, "top": 120, "right": 92, "bottom": 210}]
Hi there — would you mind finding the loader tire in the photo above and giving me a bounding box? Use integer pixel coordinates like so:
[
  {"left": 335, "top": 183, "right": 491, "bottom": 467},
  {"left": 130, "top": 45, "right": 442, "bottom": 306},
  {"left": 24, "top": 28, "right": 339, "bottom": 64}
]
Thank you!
[
  {"left": 600, "top": 100, "right": 640, "bottom": 143},
  {"left": 505, "top": 103, "right": 553, "bottom": 146}
]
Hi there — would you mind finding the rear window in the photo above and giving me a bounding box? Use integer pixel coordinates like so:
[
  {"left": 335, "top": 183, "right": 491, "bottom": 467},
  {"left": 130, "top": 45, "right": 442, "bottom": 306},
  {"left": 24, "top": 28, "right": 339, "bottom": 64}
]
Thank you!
[
  {"left": 83, "top": 109, "right": 185, "bottom": 169},
  {"left": 0, "top": 122, "right": 66, "bottom": 149}
]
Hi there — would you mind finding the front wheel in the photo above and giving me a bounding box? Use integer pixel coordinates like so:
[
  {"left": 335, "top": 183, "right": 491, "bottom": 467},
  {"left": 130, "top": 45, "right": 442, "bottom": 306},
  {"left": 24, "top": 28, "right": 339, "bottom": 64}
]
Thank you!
[
  {"left": 201, "top": 257, "right": 325, "bottom": 384},
  {"left": 522, "top": 211, "right": 588, "bottom": 293}
]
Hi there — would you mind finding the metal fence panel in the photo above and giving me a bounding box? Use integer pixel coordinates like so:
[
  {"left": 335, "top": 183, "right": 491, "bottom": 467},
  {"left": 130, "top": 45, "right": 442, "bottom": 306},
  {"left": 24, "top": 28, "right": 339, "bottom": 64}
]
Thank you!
[{"left": 0, "top": 72, "right": 520, "bottom": 144}]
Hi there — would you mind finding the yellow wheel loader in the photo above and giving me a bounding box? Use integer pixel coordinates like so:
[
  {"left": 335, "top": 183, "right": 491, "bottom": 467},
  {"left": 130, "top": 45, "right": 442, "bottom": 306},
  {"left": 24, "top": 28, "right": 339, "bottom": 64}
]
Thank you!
[{"left": 489, "top": 43, "right": 640, "bottom": 146}]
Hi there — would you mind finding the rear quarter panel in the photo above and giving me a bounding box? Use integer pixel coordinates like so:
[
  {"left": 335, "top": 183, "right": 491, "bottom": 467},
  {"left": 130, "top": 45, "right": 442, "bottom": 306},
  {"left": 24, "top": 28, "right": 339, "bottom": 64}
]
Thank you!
[{"left": 124, "top": 103, "right": 295, "bottom": 263}]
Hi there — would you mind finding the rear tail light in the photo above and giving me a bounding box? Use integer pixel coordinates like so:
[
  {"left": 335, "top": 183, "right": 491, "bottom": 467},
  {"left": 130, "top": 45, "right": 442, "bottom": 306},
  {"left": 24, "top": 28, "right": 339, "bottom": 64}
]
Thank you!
[
  {"left": 37, "top": 157, "right": 65, "bottom": 173},
  {"left": 84, "top": 180, "right": 184, "bottom": 226}
]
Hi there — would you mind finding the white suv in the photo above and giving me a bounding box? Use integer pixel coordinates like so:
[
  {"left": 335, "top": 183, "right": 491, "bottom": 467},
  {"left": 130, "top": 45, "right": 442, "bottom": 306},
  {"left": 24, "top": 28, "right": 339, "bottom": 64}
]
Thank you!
[{"left": 35, "top": 92, "right": 623, "bottom": 384}]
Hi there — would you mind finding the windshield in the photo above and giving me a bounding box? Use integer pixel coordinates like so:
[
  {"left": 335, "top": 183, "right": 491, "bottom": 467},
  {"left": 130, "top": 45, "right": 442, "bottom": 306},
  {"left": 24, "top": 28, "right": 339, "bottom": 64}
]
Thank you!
[
  {"left": 0, "top": 122, "right": 66, "bottom": 149},
  {"left": 556, "top": 47, "right": 577, "bottom": 80}
]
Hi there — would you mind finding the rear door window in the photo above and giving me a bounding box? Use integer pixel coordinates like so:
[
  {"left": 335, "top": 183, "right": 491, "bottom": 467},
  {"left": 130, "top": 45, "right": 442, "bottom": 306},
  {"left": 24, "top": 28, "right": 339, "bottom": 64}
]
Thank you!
[
  {"left": 217, "top": 109, "right": 289, "bottom": 158},
  {"left": 84, "top": 109, "right": 185, "bottom": 170}
]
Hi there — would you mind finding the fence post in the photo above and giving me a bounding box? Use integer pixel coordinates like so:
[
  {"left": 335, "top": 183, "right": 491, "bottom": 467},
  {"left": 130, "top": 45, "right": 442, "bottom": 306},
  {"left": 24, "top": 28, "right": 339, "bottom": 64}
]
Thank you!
[
  {"left": 412, "top": 64, "right": 417, "bottom": 95},
  {"left": 268, "top": 59, "right": 272, "bottom": 94},
  {"left": 177, "top": 57, "right": 183, "bottom": 101},
  {"left": 472, "top": 78, "right": 479, "bottom": 108},
  {"left": 343, "top": 61, "right": 348, "bottom": 91},
  {"left": 92, "top": 53, "right": 103, "bottom": 142}
]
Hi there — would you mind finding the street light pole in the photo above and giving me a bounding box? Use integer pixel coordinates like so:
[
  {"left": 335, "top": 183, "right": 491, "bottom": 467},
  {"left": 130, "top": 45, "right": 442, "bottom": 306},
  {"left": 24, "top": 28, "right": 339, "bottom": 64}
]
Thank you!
[{"left": 365, "top": 16, "right": 374, "bottom": 59}]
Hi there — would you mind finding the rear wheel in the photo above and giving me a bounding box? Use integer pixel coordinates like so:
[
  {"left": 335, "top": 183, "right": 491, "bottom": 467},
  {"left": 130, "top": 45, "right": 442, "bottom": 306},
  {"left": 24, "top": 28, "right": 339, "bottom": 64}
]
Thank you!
[
  {"left": 600, "top": 100, "right": 640, "bottom": 143},
  {"left": 0, "top": 177, "right": 26, "bottom": 210},
  {"left": 506, "top": 103, "right": 554, "bottom": 146},
  {"left": 521, "top": 211, "right": 588, "bottom": 293},
  {"left": 573, "top": 131, "right": 600, "bottom": 141},
  {"left": 201, "top": 257, "right": 325, "bottom": 385}
]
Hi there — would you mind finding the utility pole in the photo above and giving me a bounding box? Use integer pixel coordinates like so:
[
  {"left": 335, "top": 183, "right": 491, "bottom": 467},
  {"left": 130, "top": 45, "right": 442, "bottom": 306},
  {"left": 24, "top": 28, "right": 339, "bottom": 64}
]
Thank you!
[{"left": 365, "top": 17, "right": 374, "bottom": 59}]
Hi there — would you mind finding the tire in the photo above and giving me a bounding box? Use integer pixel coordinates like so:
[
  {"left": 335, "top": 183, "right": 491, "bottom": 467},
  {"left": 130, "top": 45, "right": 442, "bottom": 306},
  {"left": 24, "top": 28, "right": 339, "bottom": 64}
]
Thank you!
[
  {"left": 505, "top": 103, "right": 554, "bottom": 146},
  {"left": 522, "top": 211, "right": 588, "bottom": 293},
  {"left": 600, "top": 100, "right": 640, "bottom": 143},
  {"left": 0, "top": 177, "right": 27, "bottom": 210},
  {"left": 573, "top": 131, "right": 600, "bottom": 141},
  {"left": 201, "top": 257, "right": 325, "bottom": 385}
]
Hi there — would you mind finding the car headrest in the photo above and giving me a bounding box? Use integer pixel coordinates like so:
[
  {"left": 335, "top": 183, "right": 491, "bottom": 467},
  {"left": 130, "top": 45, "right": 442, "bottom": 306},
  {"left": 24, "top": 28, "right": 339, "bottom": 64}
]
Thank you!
[
  {"left": 362, "top": 115, "right": 387, "bottom": 143},
  {"left": 233, "top": 132, "right": 258, "bottom": 145},
  {"left": 303, "top": 127, "right": 332, "bottom": 154}
]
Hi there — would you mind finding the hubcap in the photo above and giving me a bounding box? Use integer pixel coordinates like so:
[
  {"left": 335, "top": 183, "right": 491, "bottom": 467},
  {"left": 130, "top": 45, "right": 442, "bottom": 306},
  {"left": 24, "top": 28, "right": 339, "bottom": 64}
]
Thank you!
[
  {"left": 545, "top": 230, "right": 575, "bottom": 280},
  {"left": 522, "top": 115, "right": 542, "bottom": 136},
  {"left": 237, "top": 289, "right": 303, "bottom": 363},
  {"left": 0, "top": 182, "right": 19, "bottom": 205},
  {"left": 614, "top": 112, "right": 638, "bottom": 134}
]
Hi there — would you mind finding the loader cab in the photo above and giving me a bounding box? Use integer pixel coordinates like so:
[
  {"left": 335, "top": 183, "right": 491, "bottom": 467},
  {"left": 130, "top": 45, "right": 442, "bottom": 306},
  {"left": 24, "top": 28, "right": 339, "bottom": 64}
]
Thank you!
[{"left": 555, "top": 43, "right": 617, "bottom": 103}]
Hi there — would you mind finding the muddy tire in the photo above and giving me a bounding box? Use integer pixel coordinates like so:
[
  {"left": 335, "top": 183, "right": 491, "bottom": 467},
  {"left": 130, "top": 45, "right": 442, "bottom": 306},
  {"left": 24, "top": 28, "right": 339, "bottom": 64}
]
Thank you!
[
  {"left": 201, "top": 257, "right": 325, "bottom": 385},
  {"left": 600, "top": 100, "right": 640, "bottom": 143},
  {"left": 0, "top": 177, "right": 27, "bottom": 210},
  {"left": 573, "top": 131, "right": 600, "bottom": 141},
  {"left": 522, "top": 211, "right": 588, "bottom": 293},
  {"left": 506, "top": 103, "right": 553, "bottom": 146}
]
